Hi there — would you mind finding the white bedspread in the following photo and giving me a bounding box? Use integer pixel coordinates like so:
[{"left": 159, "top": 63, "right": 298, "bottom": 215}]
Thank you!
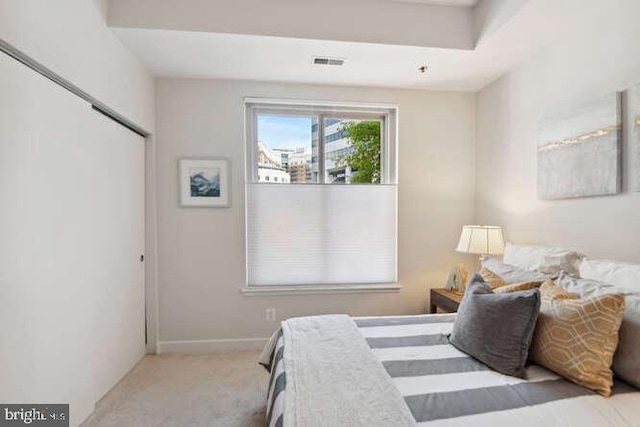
[{"left": 278, "top": 314, "right": 416, "bottom": 427}]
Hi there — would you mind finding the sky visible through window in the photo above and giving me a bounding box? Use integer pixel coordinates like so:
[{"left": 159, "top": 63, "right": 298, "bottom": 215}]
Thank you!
[{"left": 257, "top": 115, "right": 312, "bottom": 150}]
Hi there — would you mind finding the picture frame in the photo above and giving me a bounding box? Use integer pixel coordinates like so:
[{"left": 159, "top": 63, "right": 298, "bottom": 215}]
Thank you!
[{"left": 179, "top": 158, "right": 230, "bottom": 207}]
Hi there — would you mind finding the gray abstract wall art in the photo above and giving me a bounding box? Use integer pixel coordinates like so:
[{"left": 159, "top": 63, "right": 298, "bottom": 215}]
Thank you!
[
  {"left": 635, "top": 115, "right": 640, "bottom": 192},
  {"left": 537, "top": 92, "right": 621, "bottom": 200},
  {"left": 628, "top": 84, "right": 640, "bottom": 192}
]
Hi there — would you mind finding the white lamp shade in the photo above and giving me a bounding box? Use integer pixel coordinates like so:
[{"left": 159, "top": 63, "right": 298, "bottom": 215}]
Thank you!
[{"left": 456, "top": 225, "right": 504, "bottom": 255}]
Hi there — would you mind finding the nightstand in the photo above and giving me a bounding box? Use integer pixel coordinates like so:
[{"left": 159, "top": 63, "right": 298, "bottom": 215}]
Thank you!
[{"left": 429, "top": 288, "right": 464, "bottom": 314}]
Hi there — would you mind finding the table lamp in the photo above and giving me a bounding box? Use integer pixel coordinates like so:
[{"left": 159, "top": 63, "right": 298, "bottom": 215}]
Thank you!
[{"left": 455, "top": 225, "right": 505, "bottom": 262}]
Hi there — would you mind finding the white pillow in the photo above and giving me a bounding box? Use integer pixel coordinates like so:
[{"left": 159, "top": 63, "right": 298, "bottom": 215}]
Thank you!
[
  {"left": 503, "top": 242, "right": 584, "bottom": 277},
  {"left": 481, "top": 257, "right": 551, "bottom": 284},
  {"left": 556, "top": 271, "right": 638, "bottom": 297},
  {"left": 580, "top": 258, "right": 640, "bottom": 292}
]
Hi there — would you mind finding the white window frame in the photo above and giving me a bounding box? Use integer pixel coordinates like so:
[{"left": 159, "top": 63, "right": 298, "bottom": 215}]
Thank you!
[
  {"left": 242, "top": 98, "right": 399, "bottom": 295},
  {"left": 244, "top": 98, "right": 398, "bottom": 185}
]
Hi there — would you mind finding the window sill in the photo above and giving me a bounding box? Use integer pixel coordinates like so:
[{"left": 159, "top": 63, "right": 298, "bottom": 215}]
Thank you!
[{"left": 240, "top": 283, "right": 402, "bottom": 296}]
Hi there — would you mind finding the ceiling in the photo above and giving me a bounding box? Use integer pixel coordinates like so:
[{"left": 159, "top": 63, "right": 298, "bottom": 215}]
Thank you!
[
  {"left": 115, "top": 29, "right": 502, "bottom": 91},
  {"left": 109, "top": 0, "right": 612, "bottom": 92}
]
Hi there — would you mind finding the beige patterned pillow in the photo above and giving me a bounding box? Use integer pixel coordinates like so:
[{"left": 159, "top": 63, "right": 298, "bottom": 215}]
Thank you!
[
  {"left": 479, "top": 267, "right": 507, "bottom": 289},
  {"left": 538, "top": 279, "right": 575, "bottom": 301},
  {"left": 493, "top": 281, "right": 542, "bottom": 294},
  {"left": 530, "top": 280, "right": 626, "bottom": 396}
]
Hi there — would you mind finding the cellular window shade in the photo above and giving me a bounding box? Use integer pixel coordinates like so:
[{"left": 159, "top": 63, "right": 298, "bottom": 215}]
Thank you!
[{"left": 246, "top": 183, "right": 397, "bottom": 286}]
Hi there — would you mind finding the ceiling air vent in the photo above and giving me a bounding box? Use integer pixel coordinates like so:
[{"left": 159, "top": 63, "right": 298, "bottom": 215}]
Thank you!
[{"left": 312, "top": 56, "right": 345, "bottom": 66}]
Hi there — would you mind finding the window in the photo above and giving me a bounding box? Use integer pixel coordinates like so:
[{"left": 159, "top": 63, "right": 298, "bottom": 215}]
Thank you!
[{"left": 244, "top": 99, "right": 398, "bottom": 290}]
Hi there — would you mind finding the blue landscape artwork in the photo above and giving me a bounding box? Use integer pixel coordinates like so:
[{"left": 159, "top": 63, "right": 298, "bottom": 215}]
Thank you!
[{"left": 190, "top": 167, "right": 220, "bottom": 197}]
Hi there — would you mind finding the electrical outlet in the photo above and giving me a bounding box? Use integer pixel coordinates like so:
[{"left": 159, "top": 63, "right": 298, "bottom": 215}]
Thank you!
[{"left": 266, "top": 308, "right": 276, "bottom": 322}]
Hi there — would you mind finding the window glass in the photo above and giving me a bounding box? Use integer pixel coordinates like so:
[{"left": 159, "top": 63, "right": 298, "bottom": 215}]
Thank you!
[
  {"left": 256, "top": 114, "right": 315, "bottom": 184},
  {"left": 255, "top": 113, "right": 384, "bottom": 185},
  {"left": 324, "top": 118, "right": 382, "bottom": 184}
]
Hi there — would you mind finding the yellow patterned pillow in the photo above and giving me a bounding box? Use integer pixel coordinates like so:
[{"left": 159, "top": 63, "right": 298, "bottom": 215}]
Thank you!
[
  {"left": 530, "top": 280, "right": 625, "bottom": 396},
  {"left": 479, "top": 267, "right": 507, "bottom": 289},
  {"left": 493, "top": 281, "right": 542, "bottom": 294},
  {"left": 539, "top": 279, "right": 577, "bottom": 301}
]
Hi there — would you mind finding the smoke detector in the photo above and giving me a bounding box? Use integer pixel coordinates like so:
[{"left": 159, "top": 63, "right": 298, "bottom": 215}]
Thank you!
[{"left": 312, "top": 56, "right": 346, "bottom": 66}]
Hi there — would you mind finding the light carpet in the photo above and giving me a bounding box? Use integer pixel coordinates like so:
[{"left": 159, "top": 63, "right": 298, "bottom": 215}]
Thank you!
[{"left": 81, "top": 350, "right": 268, "bottom": 427}]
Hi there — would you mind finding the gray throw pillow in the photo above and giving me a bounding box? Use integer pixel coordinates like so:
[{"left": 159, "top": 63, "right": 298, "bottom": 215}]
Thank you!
[{"left": 449, "top": 274, "right": 541, "bottom": 378}]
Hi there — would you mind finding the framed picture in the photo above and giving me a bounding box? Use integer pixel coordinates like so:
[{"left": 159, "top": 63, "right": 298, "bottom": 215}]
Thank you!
[
  {"left": 537, "top": 92, "right": 621, "bottom": 200},
  {"left": 179, "top": 158, "right": 230, "bottom": 207}
]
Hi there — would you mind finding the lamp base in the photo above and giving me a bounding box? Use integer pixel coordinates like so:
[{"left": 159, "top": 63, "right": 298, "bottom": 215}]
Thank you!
[{"left": 477, "top": 254, "right": 487, "bottom": 271}]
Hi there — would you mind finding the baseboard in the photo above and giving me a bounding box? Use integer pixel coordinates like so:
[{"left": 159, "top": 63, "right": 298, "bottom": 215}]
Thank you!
[{"left": 156, "top": 337, "right": 269, "bottom": 354}]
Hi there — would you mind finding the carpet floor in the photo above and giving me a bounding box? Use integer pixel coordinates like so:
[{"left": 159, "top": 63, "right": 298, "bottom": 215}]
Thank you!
[{"left": 81, "top": 350, "right": 268, "bottom": 427}]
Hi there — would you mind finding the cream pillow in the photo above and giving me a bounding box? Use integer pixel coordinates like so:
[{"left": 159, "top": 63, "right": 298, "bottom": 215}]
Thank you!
[
  {"left": 503, "top": 243, "right": 584, "bottom": 277},
  {"left": 580, "top": 258, "right": 640, "bottom": 292},
  {"left": 530, "top": 280, "right": 625, "bottom": 396},
  {"left": 482, "top": 258, "right": 550, "bottom": 284}
]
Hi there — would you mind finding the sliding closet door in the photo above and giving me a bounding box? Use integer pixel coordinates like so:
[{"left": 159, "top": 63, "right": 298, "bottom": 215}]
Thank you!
[
  {"left": 89, "top": 106, "right": 145, "bottom": 406},
  {"left": 0, "top": 52, "right": 145, "bottom": 426}
]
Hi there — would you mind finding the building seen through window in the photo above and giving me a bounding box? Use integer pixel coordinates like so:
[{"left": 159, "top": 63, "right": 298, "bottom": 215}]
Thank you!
[{"left": 256, "top": 114, "right": 381, "bottom": 184}]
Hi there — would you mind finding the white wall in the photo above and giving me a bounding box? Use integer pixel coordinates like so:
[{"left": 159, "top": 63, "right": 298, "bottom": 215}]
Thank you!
[
  {"left": 155, "top": 79, "right": 476, "bottom": 346},
  {"left": 0, "top": 0, "right": 154, "bottom": 129},
  {"left": 475, "top": 0, "right": 640, "bottom": 263},
  {"left": 0, "top": 1, "right": 156, "bottom": 425}
]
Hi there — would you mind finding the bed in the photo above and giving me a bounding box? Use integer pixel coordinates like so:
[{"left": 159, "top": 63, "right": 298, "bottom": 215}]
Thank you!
[{"left": 258, "top": 245, "right": 640, "bottom": 427}]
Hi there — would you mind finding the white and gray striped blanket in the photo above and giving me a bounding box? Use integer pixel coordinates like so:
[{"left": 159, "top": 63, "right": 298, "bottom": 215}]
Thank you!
[{"left": 261, "top": 313, "right": 640, "bottom": 427}]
